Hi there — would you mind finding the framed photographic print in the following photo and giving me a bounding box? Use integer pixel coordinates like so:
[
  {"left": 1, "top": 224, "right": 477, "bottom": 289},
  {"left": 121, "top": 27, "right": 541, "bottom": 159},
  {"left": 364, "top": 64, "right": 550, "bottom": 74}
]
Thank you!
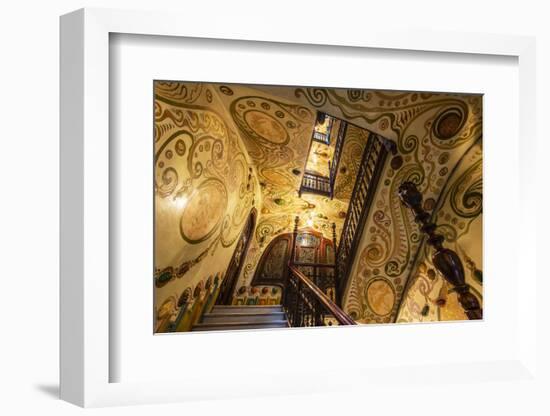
[{"left": 60, "top": 7, "right": 540, "bottom": 409}]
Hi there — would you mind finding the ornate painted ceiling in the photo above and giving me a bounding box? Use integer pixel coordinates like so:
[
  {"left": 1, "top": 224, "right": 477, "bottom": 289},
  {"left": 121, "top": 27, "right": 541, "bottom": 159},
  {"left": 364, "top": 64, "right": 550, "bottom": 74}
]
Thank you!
[
  {"left": 153, "top": 81, "right": 361, "bottom": 314},
  {"left": 214, "top": 84, "right": 353, "bottom": 244}
]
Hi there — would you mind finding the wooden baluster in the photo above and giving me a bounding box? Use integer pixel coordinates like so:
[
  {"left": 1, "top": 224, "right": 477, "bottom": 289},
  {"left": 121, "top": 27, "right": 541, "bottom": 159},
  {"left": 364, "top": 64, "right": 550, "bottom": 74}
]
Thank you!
[
  {"left": 315, "top": 299, "right": 320, "bottom": 326},
  {"left": 311, "top": 291, "right": 315, "bottom": 326},
  {"left": 296, "top": 279, "right": 300, "bottom": 324},
  {"left": 312, "top": 291, "right": 316, "bottom": 325},
  {"left": 285, "top": 216, "right": 300, "bottom": 326},
  {"left": 290, "top": 278, "right": 295, "bottom": 326},
  {"left": 301, "top": 286, "right": 305, "bottom": 326},
  {"left": 287, "top": 278, "right": 293, "bottom": 326},
  {"left": 398, "top": 181, "right": 482, "bottom": 320},
  {"left": 295, "top": 279, "right": 301, "bottom": 326},
  {"left": 303, "top": 289, "right": 307, "bottom": 326},
  {"left": 305, "top": 290, "right": 309, "bottom": 326},
  {"left": 307, "top": 290, "right": 311, "bottom": 326},
  {"left": 293, "top": 282, "right": 297, "bottom": 326},
  {"left": 311, "top": 288, "right": 315, "bottom": 325},
  {"left": 287, "top": 279, "right": 294, "bottom": 326},
  {"left": 331, "top": 222, "right": 339, "bottom": 304},
  {"left": 292, "top": 280, "right": 298, "bottom": 325},
  {"left": 304, "top": 293, "right": 308, "bottom": 326},
  {"left": 285, "top": 279, "right": 293, "bottom": 326},
  {"left": 286, "top": 282, "right": 291, "bottom": 324},
  {"left": 300, "top": 283, "right": 305, "bottom": 326}
]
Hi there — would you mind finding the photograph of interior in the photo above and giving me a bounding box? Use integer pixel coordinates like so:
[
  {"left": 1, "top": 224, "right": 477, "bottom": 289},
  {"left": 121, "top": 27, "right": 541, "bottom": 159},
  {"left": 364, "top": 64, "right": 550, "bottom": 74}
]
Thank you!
[{"left": 154, "top": 81, "right": 482, "bottom": 333}]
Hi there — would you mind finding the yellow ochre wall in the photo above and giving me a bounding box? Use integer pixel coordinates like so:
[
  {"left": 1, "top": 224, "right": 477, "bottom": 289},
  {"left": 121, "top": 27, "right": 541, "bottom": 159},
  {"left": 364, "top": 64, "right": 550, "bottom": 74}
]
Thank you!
[{"left": 154, "top": 82, "right": 261, "bottom": 332}]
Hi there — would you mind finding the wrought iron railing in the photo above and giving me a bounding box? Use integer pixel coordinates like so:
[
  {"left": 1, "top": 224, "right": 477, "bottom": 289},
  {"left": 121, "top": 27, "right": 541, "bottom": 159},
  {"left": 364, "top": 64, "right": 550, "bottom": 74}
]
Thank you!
[
  {"left": 294, "top": 262, "right": 337, "bottom": 302},
  {"left": 335, "top": 133, "right": 392, "bottom": 304},
  {"left": 329, "top": 120, "right": 348, "bottom": 198},
  {"left": 283, "top": 264, "right": 356, "bottom": 327},
  {"left": 299, "top": 172, "right": 331, "bottom": 196},
  {"left": 313, "top": 130, "right": 330, "bottom": 144},
  {"left": 312, "top": 112, "right": 333, "bottom": 145}
]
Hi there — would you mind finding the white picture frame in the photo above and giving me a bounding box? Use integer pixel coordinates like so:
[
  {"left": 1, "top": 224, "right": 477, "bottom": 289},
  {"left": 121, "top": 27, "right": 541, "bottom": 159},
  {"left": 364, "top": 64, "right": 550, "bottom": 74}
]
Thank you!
[{"left": 60, "top": 7, "right": 540, "bottom": 408}]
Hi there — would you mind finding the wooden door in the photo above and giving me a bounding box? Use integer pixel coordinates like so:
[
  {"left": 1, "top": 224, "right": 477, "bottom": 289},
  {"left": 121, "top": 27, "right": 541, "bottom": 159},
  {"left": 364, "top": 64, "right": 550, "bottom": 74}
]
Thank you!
[{"left": 251, "top": 234, "right": 292, "bottom": 288}]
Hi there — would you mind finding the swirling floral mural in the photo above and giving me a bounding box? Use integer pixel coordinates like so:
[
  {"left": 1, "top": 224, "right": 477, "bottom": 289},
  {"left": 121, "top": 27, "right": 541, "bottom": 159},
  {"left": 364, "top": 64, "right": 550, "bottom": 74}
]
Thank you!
[
  {"left": 282, "top": 86, "right": 481, "bottom": 323},
  {"left": 154, "top": 81, "right": 260, "bottom": 332}
]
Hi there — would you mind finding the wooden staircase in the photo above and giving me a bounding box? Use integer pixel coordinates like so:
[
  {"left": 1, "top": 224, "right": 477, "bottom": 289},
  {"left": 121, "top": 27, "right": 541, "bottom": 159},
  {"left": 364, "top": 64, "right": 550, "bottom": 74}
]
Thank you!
[{"left": 191, "top": 305, "right": 289, "bottom": 332}]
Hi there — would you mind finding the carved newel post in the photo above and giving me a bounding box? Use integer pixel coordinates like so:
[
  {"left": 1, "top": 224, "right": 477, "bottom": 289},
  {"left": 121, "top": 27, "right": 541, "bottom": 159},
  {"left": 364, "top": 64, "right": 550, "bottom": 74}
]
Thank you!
[{"left": 398, "top": 181, "right": 482, "bottom": 320}]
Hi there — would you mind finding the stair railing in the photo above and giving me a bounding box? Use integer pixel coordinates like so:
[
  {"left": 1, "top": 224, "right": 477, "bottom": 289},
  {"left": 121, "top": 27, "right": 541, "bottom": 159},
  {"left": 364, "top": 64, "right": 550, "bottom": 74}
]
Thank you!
[
  {"left": 284, "top": 215, "right": 355, "bottom": 326},
  {"left": 283, "top": 264, "right": 356, "bottom": 326},
  {"left": 292, "top": 262, "right": 336, "bottom": 300},
  {"left": 335, "top": 133, "right": 395, "bottom": 305}
]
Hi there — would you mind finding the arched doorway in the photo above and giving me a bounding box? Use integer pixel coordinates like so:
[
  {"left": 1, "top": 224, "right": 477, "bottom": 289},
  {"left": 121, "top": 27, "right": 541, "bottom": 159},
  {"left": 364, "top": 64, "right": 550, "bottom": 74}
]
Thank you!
[
  {"left": 251, "top": 228, "right": 335, "bottom": 296},
  {"left": 216, "top": 208, "right": 256, "bottom": 305},
  {"left": 251, "top": 233, "right": 293, "bottom": 289}
]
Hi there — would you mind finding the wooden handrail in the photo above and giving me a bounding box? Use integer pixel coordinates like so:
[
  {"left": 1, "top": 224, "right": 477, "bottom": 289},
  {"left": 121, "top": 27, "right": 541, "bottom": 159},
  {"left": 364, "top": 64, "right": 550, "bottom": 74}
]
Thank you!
[
  {"left": 292, "top": 261, "right": 335, "bottom": 268},
  {"left": 288, "top": 264, "right": 356, "bottom": 326}
]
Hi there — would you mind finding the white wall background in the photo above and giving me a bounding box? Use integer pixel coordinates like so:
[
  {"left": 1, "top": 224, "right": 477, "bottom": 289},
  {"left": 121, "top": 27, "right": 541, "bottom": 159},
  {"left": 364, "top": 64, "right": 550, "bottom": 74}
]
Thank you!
[{"left": 1, "top": 0, "right": 549, "bottom": 414}]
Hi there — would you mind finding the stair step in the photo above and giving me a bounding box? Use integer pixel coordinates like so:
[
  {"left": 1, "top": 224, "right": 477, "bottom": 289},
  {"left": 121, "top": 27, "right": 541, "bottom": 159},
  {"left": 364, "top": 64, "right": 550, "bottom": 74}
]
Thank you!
[
  {"left": 192, "top": 320, "right": 289, "bottom": 332},
  {"left": 202, "top": 312, "right": 286, "bottom": 324},
  {"left": 211, "top": 305, "right": 283, "bottom": 314}
]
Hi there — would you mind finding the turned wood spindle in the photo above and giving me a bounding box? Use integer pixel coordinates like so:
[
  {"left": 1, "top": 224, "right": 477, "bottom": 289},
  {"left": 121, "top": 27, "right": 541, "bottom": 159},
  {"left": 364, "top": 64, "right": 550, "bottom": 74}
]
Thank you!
[
  {"left": 331, "top": 222, "right": 340, "bottom": 304},
  {"left": 398, "top": 181, "right": 482, "bottom": 320}
]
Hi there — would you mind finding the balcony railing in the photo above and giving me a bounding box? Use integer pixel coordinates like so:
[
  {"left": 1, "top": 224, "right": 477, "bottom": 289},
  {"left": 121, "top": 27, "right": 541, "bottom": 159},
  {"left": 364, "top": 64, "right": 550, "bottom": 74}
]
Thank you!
[
  {"left": 313, "top": 130, "right": 330, "bottom": 144},
  {"left": 300, "top": 114, "right": 348, "bottom": 198},
  {"left": 312, "top": 112, "right": 333, "bottom": 145},
  {"left": 299, "top": 172, "right": 331, "bottom": 197}
]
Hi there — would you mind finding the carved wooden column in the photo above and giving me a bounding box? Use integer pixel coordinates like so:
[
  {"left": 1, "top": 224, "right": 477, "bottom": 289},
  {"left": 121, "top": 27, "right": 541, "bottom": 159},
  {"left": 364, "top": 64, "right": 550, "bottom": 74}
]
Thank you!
[{"left": 398, "top": 181, "right": 482, "bottom": 320}]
